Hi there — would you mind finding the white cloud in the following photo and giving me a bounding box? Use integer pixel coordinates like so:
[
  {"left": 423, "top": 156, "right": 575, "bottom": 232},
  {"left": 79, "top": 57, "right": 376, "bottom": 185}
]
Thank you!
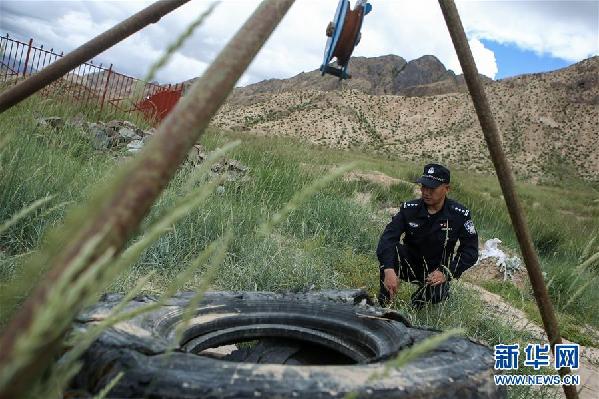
[
  {"left": 0, "top": 0, "right": 596, "bottom": 85},
  {"left": 448, "top": 38, "right": 498, "bottom": 78},
  {"left": 457, "top": 0, "right": 599, "bottom": 62}
]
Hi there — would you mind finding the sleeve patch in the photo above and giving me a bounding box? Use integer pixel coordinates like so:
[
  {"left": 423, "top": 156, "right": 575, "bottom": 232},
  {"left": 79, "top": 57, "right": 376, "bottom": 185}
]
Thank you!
[{"left": 464, "top": 220, "right": 476, "bottom": 235}]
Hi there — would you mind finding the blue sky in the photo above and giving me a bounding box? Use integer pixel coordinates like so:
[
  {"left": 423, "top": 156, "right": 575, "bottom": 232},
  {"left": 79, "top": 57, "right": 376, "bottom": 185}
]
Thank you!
[{"left": 482, "top": 39, "right": 572, "bottom": 79}]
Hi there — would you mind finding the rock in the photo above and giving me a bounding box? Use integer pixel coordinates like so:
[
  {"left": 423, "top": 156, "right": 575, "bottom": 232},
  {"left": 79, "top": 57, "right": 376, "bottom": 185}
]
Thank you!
[
  {"left": 225, "top": 159, "right": 248, "bottom": 173},
  {"left": 118, "top": 127, "right": 141, "bottom": 143},
  {"left": 187, "top": 145, "right": 208, "bottom": 165},
  {"left": 120, "top": 120, "right": 137, "bottom": 130},
  {"left": 184, "top": 144, "right": 249, "bottom": 182},
  {"left": 539, "top": 116, "right": 559, "bottom": 128},
  {"left": 83, "top": 119, "right": 149, "bottom": 149},
  {"left": 89, "top": 123, "right": 111, "bottom": 150},
  {"left": 105, "top": 120, "right": 123, "bottom": 131},
  {"left": 37, "top": 116, "right": 64, "bottom": 129},
  {"left": 210, "top": 162, "right": 225, "bottom": 174},
  {"left": 127, "top": 140, "right": 144, "bottom": 153},
  {"left": 67, "top": 114, "right": 87, "bottom": 128},
  {"left": 142, "top": 134, "right": 153, "bottom": 145},
  {"left": 211, "top": 159, "right": 248, "bottom": 174},
  {"left": 210, "top": 158, "right": 249, "bottom": 182},
  {"left": 187, "top": 146, "right": 202, "bottom": 164}
]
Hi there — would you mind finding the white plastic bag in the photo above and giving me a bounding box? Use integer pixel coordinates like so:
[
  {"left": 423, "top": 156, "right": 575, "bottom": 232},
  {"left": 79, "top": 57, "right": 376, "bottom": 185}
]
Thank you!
[{"left": 478, "top": 238, "right": 522, "bottom": 280}]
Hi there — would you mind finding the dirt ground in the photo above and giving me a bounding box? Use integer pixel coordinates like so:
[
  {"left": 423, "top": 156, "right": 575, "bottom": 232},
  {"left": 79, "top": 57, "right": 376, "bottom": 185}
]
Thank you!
[{"left": 463, "top": 282, "right": 599, "bottom": 399}]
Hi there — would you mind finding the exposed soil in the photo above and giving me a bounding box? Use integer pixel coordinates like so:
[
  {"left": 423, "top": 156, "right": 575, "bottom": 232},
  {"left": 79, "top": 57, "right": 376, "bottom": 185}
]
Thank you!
[
  {"left": 343, "top": 170, "right": 406, "bottom": 188},
  {"left": 463, "top": 282, "right": 599, "bottom": 399},
  {"left": 462, "top": 256, "right": 529, "bottom": 291}
]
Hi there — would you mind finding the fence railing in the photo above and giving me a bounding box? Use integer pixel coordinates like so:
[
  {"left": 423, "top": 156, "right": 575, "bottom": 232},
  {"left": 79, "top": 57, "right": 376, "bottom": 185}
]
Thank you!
[{"left": 0, "top": 34, "right": 183, "bottom": 126}]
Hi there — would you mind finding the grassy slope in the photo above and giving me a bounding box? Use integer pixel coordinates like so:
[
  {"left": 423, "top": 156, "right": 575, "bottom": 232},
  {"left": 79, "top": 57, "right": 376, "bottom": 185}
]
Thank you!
[{"left": 1, "top": 96, "right": 598, "bottom": 397}]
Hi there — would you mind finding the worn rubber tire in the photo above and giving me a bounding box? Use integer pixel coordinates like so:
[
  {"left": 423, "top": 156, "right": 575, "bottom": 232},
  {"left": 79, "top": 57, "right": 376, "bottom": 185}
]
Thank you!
[{"left": 69, "top": 290, "right": 504, "bottom": 398}]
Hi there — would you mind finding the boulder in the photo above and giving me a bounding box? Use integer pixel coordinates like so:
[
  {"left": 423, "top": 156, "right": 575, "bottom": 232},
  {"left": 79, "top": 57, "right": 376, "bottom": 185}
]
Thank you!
[
  {"left": 142, "top": 134, "right": 153, "bottom": 145},
  {"left": 187, "top": 145, "right": 208, "bottom": 165},
  {"left": 67, "top": 114, "right": 87, "bottom": 128},
  {"left": 105, "top": 120, "right": 123, "bottom": 131},
  {"left": 37, "top": 116, "right": 64, "bottom": 129},
  {"left": 89, "top": 123, "right": 111, "bottom": 150},
  {"left": 118, "top": 127, "right": 142, "bottom": 143},
  {"left": 127, "top": 140, "right": 144, "bottom": 153}
]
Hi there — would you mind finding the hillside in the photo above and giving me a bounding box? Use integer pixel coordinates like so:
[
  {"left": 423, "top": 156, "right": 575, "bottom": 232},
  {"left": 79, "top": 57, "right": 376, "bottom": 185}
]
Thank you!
[{"left": 211, "top": 56, "right": 599, "bottom": 182}]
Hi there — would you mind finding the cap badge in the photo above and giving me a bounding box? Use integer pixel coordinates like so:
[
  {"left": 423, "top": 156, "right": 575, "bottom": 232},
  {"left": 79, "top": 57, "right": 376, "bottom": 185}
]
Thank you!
[{"left": 427, "top": 167, "right": 435, "bottom": 174}]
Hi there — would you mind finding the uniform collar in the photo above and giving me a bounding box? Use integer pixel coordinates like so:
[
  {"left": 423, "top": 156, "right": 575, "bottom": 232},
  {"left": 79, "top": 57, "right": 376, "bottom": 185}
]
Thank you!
[{"left": 416, "top": 197, "right": 450, "bottom": 219}]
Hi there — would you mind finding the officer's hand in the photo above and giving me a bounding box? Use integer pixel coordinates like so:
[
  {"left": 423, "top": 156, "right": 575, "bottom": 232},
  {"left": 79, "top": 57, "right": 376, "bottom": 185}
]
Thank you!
[
  {"left": 383, "top": 269, "right": 398, "bottom": 298},
  {"left": 426, "top": 270, "right": 446, "bottom": 286}
]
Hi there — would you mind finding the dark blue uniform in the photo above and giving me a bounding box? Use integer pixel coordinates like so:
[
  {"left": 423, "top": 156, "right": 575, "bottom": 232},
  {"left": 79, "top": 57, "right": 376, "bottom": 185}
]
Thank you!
[{"left": 376, "top": 197, "right": 479, "bottom": 307}]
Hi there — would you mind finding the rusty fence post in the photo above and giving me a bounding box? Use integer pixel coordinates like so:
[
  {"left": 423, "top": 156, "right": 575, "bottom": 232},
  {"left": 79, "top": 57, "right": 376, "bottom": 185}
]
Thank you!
[
  {"left": 99, "top": 64, "right": 113, "bottom": 112},
  {"left": 0, "top": 34, "right": 9, "bottom": 82},
  {"left": 437, "top": 1, "right": 577, "bottom": 398},
  {"left": 0, "top": 0, "right": 192, "bottom": 113},
  {"left": 21, "top": 38, "right": 33, "bottom": 77},
  {"left": 0, "top": 1, "right": 295, "bottom": 398}
]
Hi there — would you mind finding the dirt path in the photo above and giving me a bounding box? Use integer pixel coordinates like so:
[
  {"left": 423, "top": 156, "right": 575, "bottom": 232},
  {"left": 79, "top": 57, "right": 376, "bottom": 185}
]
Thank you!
[{"left": 463, "top": 282, "right": 599, "bottom": 399}]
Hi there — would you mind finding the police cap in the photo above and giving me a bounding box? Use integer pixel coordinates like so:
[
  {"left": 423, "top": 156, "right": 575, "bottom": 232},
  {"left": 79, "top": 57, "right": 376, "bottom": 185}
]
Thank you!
[{"left": 416, "top": 163, "right": 450, "bottom": 188}]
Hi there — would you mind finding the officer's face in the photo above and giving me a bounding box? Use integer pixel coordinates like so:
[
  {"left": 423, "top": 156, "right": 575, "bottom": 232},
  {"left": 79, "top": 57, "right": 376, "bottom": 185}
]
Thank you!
[{"left": 420, "top": 184, "right": 449, "bottom": 206}]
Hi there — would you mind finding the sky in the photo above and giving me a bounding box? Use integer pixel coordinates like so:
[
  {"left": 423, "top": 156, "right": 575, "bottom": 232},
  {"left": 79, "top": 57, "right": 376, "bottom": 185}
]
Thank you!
[{"left": 0, "top": 0, "right": 597, "bottom": 86}]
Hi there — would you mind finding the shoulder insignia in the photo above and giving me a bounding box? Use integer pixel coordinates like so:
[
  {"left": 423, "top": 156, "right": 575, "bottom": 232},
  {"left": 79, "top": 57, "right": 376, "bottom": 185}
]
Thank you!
[
  {"left": 451, "top": 204, "right": 470, "bottom": 217},
  {"left": 403, "top": 200, "right": 419, "bottom": 209}
]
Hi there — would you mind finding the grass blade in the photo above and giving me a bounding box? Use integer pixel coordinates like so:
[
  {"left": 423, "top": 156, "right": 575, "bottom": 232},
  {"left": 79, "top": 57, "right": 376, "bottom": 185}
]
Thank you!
[
  {"left": 259, "top": 162, "right": 357, "bottom": 235},
  {"left": 0, "top": 195, "right": 54, "bottom": 235},
  {"left": 370, "top": 328, "right": 464, "bottom": 380},
  {"left": 92, "top": 371, "right": 124, "bottom": 399},
  {"left": 173, "top": 229, "right": 233, "bottom": 346}
]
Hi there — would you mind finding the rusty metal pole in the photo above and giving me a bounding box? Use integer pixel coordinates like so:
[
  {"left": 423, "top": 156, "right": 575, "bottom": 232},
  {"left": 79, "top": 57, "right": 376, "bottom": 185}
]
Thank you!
[
  {"left": 99, "top": 64, "right": 113, "bottom": 112},
  {"left": 0, "top": 0, "right": 191, "bottom": 113},
  {"left": 0, "top": 1, "right": 294, "bottom": 398},
  {"left": 438, "top": 1, "right": 577, "bottom": 398},
  {"left": 21, "top": 38, "right": 33, "bottom": 78}
]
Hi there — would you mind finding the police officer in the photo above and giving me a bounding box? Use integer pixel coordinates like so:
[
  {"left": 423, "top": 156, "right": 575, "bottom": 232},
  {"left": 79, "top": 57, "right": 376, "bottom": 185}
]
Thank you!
[{"left": 376, "top": 163, "right": 479, "bottom": 308}]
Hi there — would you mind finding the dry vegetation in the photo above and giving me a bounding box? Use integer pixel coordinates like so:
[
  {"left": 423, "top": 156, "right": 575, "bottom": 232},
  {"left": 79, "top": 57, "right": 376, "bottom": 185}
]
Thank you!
[{"left": 211, "top": 56, "right": 599, "bottom": 182}]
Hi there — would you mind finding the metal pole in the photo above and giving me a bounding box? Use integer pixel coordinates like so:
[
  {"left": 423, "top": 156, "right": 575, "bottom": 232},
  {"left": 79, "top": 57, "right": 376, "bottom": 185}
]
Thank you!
[
  {"left": 99, "top": 64, "right": 113, "bottom": 112},
  {"left": 0, "top": 1, "right": 294, "bottom": 397},
  {"left": 0, "top": 0, "right": 191, "bottom": 113},
  {"left": 437, "top": 1, "right": 577, "bottom": 398},
  {"left": 21, "top": 38, "right": 33, "bottom": 77}
]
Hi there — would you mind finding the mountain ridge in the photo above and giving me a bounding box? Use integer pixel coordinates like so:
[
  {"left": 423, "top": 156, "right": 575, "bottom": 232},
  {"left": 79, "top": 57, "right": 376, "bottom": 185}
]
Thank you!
[
  {"left": 209, "top": 55, "right": 599, "bottom": 182},
  {"left": 183, "top": 54, "right": 492, "bottom": 103}
]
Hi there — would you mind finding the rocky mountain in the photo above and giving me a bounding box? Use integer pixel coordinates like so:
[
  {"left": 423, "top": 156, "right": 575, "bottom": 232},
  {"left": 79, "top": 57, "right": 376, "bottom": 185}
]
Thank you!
[
  {"left": 210, "top": 56, "right": 599, "bottom": 182},
  {"left": 79, "top": 70, "right": 167, "bottom": 99},
  {"left": 184, "top": 55, "right": 491, "bottom": 103}
]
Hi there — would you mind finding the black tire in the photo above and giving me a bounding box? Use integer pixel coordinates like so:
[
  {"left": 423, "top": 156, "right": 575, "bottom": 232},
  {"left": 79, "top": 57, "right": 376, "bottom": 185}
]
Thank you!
[{"left": 69, "top": 290, "right": 504, "bottom": 398}]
